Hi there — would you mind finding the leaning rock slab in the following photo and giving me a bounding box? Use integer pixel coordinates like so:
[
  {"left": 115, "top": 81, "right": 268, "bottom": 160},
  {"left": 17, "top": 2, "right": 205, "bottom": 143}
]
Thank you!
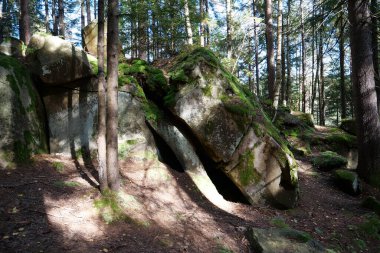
[
  {"left": 26, "top": 34, "right": 96, "bottom": 84},
  {"left": 0, "top": 55, "right": 47, "bottom": 167}
]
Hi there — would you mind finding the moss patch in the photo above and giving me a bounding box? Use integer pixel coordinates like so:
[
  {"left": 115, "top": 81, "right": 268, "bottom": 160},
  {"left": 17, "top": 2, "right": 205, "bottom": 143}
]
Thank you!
[
  {"left": 362, "top": 197, "right": 380, "bottom": 216},
  {"left": 311, "top": 151, "right": 347, "bottom": 171},
  {"left": 238, "top": 151, "right": 261, "bottom": 186}
]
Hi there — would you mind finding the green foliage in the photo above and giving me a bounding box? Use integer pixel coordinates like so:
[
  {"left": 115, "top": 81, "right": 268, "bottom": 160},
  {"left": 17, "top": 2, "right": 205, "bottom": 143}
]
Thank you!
[
  {"left": 358, "top": 214, "right": 380, "bottom": 239},
  {"left": 311, "top": 151, "right": 347, "bottom": 171},
  {"left": 270, "top": 216, "right": 289, "bottom": 228},
  {"left": 52, "top": 161, "right": 65, "bottom": 173},
  {"left": 118, "top": 139, "right": 138, "bottom": 159},
  {"left": 362, "top": 196, "right": 380, "bottom": 216}
]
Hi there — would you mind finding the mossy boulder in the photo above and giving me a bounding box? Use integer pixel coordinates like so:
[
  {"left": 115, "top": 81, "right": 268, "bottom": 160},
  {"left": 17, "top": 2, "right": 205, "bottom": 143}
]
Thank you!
[
  {"left": 333, "top": 169, "right": 361, "bottom": 195},
  {"left": 311, "top": 151, "right": 347, "bottom": 171},
  {"left": 144, "top": 48, "right": 299, "bottom": 208},
  {"left": 26, "top": 34, "right": 96, "bottom": 85},
  {"left": 246, "top": 227, "right": 325, "bottom": 253},
  {"left": 339, "top": 118, "right": 356, "bottom": 135},
  {"left": 362, "top": 197, "right": 380, "bottom": 216},
  {"left": 291, "top": 111, "right": 314, "bottom": 127},
  {"left": 0, "top": 55, "right": 47, "bottom": 167}
]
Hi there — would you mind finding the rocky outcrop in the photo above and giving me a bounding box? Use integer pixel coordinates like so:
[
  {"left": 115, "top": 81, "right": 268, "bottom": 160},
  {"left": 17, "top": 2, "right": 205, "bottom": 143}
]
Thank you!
[
  {"left": 333, "top": 169, "right": 361, "bottom": 195},
  {"left": 246, "top": 227, "right": 325, "bottom": 253},
  {"left": 83, "top": 20, "right": 107, "bottom": 57},
  {"left": 138, "top": 48, "right": 299, "bottom": 208},
  {"left": 0, "top": 55, "right": 47, "bottom": 167},
  {"left": 26, "top": 34, "right": 97, "bottom": 85},
  {"left": 42, "top": 79, "right": 156, "bottom": 157}
]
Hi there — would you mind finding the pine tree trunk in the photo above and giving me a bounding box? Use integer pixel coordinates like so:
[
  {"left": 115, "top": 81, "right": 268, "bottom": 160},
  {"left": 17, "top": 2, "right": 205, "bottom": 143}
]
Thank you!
[
  {"left": 86, "top": 0, "right": 91, "bottom": 25},
  {"left": 253, "top": 0, "right": 260, "bottom": 96},
  {"left": 319, "top": 5, "right": 325, "bottom": 125},
  {"left": 58, "top": 0, "right": 64, "bottom": 38},
  {"left": 97, "top": 0, "right": 108, "bottom": 192},
  {"left": 285, "top": 0, "right": 291, "bottom": 106},
  {"left": 339, "top": 10, "right": 347, "bottom": 119},
  {"left": 371, "top": 0, "right": 380, "bottom": 112},
  {"left": 226, "top": 0, "right": 232, "bottom": 58},
  {"left": 310, "top": 0, "right": 315, "bottom": 114},
  {"left": 273, "top": 0, "right": 283, "bottom": 109},
  {"left": 106, "top": 0, "right": 120, "bottom": 191},
  {"left": 52, "top": 0, "right": 58, "bottom": 35},
  {"left": 205, "top": 0, "right": 210, "bottom": 45},
  {"left": 81, "top": 0, "right": 85, "bottom": 47},
  {"left": 301, "top": 0, "right": 306, "bottom": 112},
  {"left": 200, "top": 0, "right": 205, "bottom": 47},
  {"left": 94, "top": 0, "right": 97, "bottom": 19},
  {"left": 348, "top": 0, "right": 380, "bottom": 187},
  {"left": 265, "top": 0, "right": 275, "bottom": 102},
  {"left": 45, "top": 0, "right": 49, "bottom": 33},
  {"left": 184, "top": 0, "right": 193, "bottom": 45},
  {"left": 19, "top": 0, "right": 30, "bottom": 45}
]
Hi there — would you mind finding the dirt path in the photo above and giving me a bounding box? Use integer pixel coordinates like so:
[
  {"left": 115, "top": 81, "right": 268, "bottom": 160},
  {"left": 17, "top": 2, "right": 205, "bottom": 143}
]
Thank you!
[{"left": 0, "top": 152, "right": 379, "bottom": 252}]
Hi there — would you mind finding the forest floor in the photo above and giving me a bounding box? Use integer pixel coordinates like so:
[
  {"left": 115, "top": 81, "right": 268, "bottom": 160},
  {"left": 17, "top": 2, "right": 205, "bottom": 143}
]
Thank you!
[{"left": 1, "top": 130, "right": 380, "bottom": 252}]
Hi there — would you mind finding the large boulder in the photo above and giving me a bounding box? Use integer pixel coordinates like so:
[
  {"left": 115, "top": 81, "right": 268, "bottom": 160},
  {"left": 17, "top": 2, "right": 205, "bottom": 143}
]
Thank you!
[
  {"left": 26, "top": 34, "right": 97, "bottom": 85},
  {"left": 41, "top": 78, "right": 156, "bottom": 158},
  {"left": 83, "top": 20, "right": 107, "bottom": 57},
  {"left": 0, "top": 55, "right": 47, "bottom": 167},
  {"left": 139, "top": 48, "right": 299, "bottom": 208}
]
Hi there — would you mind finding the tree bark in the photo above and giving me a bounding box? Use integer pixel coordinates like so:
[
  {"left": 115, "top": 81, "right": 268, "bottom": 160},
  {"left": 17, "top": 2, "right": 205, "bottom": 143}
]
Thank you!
[
  {"left": 52, "top": 0, "right": 58, "bottom": 35},
  {"left": 319, "top": 5, "right": 325, "bottom": 125},
  {"left": 106, "top": 0, "right": 120, "bottom": 191},
  {"left": 226, "top": 0, "right": 232, "bottom": 58},
  {"left": 339, "top": 10, "right": 347, "bottom": 119},
  {"left": 81, "top": 0, "right": 85, "bottom": 47},
  {"left": 285, "top": 0, "right": 291, "bottom": 106},
  {"left": 300, "top": 0, "right": 306, "bottom": 112},
  {"left": 273, "top": 0, "right": 283, "bottom": 109},
  {"left": 19, "top": 0, "right": 30, "bottom": 45},
  {"left": 253, "top": 0, "right": 260, "bottom": 96},
  {"left": 98, "top": 0, "right": 108, "bottom": 192},
  {"left": 86, "top": 0, "right": 91, "bottom": 25},
  {"left": 200, "top": 0, "right": 205, "bottom": 47},
  {"left": 45, "top": 0, "right": 49, "bottom": 33},
  {"left": 58, "top": 0, "right": 65, "bottom": 38},
  {"left": 348, "top": 0, "right": 380, "bottom": 187},
  {"left": 371, "top": 0, "right": 380, "bottom": 112},
  {"left": 265, "top": 0, "right": 275, "bottom": 102},
  {"left": 184, "top": 0, "right": 193, "bottom": 45}
]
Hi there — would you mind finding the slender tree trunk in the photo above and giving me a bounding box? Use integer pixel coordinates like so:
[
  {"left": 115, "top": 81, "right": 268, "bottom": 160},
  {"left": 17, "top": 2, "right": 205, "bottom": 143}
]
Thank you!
[
  {"left": 205, "top": 0, "right": 210, "bottom": 45},
  {"left": 310, "top": 0, "right": 316, "bottom": 114},
  {"left": 285, "top": 0, "right": 291, "bottom": 106},
  {"left": 97, "top": 0, "right": 108, "bottom": 192},
  {"left": 300, "top": 0, "right": 306, "bottom": 112},
  {"left": 200, "top": 0, "right": 205, "bottom": 47},
  {"left": 52, "top": 0, "right": 58, "bottom": 35},
  {"left": 226, "top": 0, "right": 232, "bottom": 58},
  {"left": 281, "top": 16, "right": 286, "bottom": 106},
  {"left": 45, "top": 0, "right": 49, "bottom": 33},
  {"left": 58, "top": 0, "right": 64, "bottom": 38},
  {"left": 371, "top": 0, "right": 380, "bottom": 112},
  {"left": 273, "top": 0, "right": 283, "bottom": 109},
  {"left": 86, "top": 0, "right": 91, "bottom": 25},
  {"left": 339, "top": 10, "right": 347, "bottom": 119},
  {"left": 253, "top": 0, "right": 260, "bottom": 96},
  {"left": 81, "top": 0, "right": 85, "bottom": 47},
  {"left": 348, "top": 0, "right": 380, "bottom": 187},
  {"left": 265, "top": 0, "right": 275, "bottom": 102},
  {"left": 106, "top": 0, "right": 120, "bottom": 191},
  {"left": 94, "top": 0, "right": 97, "bottom": 19},
  {"left": 19, "top": 0, "right": 30, "bottom": 45},
  {"left": 319, "top": 5, "right": 325, "bottom": 125},
  {"left": 184, "top": 0, "right": 193, "bottom": 45}
]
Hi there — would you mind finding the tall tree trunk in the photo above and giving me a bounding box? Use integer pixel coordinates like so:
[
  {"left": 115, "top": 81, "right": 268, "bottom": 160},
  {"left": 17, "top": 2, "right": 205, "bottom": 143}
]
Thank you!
[
  {"left": 200, "top": 0, "right": 205, "bottom": 47},
  {"left": 348, "top": 0, "right": 380, "bottom": 187},
  {"left": 319, "top": 5, "right": 325, "bottom": 125},
  {"left": 265, "top": 0, "right": 275, "bottom": 102},
  {"left": 58, "top": 0, "right": 64, "bottom": 38},
  {"left": 226, "top": 0, "right": 232, "bottom": 58},
  {"left": 97, "top": 0, "right": 108, "bottom": 192},
  {"left": 52, "top": 0, "right": 58, "bottom": 35},
  {"left": 205, "top": 0, "right": 210, "bottom": 45},
  {"left": 81, "top": 0, "right": 85, "bottom": 47},
  {"left": 300, "top": 0, "right": 306, "bottom": 112},
  {"left": 86, "top": 0, "right": 91, "bottom": 25},
  {"left": 253, "top": 0, "right": 260, "bottom": 96},
  {"left": 339, "top": 10, "right": 347, "bottom": 119},
  {"left": 285, "top": 0, "right": 291, "bottom": 106},
  {"left": 273, "top": 0, "right": 283, "bottom": 109},
  {"left": 19, "top": 0, "right": 30, "bottom": 45},
  {"left": 94, "top": 0, "right": 97, "bottom": 19},
  {"left": 371, "top": 0, "right": 380, "bottom": 112},
  {"left": 106, "top": 0, "right": 120, "bottom": 191},
  {"left": 310, "top": 0, "right": 316, "bottom": 114},
  {"left": 45, "top": 0, "right": 49, "bottom": 33},
  {"left": 184, "top": 0, "right": 193, "bottom": 45}
]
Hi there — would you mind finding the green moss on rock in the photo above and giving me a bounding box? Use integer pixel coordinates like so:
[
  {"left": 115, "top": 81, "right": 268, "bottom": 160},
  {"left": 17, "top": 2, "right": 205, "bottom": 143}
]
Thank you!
[
  {"left": 238, "top": 151, "right": 261, "bottom": 186},
  {"left": 311, "top": 151, "right": 347, "bottom": 171}
]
